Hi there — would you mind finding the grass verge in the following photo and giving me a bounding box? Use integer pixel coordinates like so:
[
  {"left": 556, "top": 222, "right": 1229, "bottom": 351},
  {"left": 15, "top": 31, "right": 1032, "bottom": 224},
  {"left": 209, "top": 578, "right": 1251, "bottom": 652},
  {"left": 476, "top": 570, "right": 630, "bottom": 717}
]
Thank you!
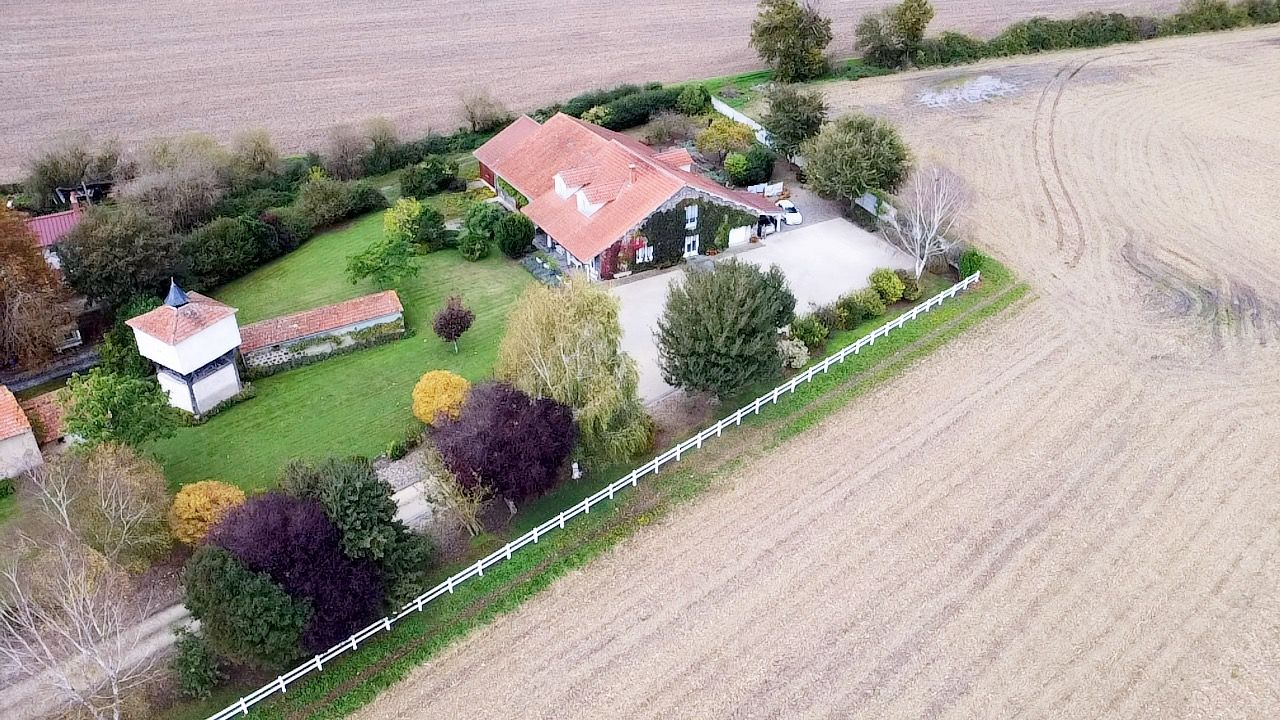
[{"left": 171, "top": 260, "right": 1026, "bottom": 720}]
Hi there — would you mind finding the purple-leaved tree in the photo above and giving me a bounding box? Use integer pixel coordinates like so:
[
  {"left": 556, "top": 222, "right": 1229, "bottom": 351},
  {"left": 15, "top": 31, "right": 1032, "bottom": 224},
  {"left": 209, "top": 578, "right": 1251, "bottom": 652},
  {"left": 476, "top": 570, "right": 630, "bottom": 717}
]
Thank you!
[
  {"left": 208, "top": 493, "right": 385, "bottom": 653},
  {"left": 430, "top": 382, "right": 576, "bottom": 505},
  {"left": 432, "top": 295, "right": 475, "bottom": 353}
]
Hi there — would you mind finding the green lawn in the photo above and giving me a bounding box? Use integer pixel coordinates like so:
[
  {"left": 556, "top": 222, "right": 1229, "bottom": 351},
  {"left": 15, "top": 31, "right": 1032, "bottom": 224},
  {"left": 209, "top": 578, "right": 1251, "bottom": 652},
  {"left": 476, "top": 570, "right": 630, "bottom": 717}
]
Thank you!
[{"left": 149, "top": 212, "right": 531, "bottom": 491}]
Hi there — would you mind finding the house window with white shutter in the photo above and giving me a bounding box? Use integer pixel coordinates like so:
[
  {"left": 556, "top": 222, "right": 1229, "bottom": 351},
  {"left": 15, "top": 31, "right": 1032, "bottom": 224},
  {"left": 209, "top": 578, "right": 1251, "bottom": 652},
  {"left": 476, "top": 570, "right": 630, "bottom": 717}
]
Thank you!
[{"left": 685, "top": 204, "right": 698, "bottom": 230}]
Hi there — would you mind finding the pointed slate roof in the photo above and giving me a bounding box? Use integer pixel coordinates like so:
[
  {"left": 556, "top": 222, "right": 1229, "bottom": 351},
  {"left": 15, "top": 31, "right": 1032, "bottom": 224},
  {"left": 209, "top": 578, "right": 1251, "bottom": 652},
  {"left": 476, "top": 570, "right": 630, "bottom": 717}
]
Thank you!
[{"left": 164, "top": 279, "right": 190, "bottom": 307}]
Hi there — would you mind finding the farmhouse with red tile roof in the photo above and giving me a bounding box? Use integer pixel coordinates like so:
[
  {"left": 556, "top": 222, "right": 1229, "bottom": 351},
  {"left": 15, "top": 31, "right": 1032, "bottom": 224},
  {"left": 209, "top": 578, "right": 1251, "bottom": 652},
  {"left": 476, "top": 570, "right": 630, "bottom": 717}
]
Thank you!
[{"left": 475, "top": 113, "right": 783, "bottom": 280}]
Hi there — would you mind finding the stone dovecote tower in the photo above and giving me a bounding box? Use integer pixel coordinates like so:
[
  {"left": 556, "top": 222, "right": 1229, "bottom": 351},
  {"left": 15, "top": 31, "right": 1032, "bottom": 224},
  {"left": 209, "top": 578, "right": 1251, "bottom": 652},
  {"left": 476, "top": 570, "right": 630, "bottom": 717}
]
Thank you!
[{"left": 125, "top": 280, "right": 244, "bottom": 415}]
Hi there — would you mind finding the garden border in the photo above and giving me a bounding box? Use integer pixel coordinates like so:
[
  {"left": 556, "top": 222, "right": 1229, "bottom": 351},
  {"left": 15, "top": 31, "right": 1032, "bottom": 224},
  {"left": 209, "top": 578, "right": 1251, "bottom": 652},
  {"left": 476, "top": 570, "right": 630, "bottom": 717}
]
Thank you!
[{"left": 206, "top": 271, "right": 982, "bottom": 720}]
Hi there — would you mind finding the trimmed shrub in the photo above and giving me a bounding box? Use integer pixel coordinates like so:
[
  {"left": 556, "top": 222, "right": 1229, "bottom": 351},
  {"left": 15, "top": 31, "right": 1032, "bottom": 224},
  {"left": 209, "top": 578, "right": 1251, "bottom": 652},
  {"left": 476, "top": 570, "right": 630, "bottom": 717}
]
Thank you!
[
  {"left": 431, "top": 382, "right": 577, "bottom": 503},
  {"left": 869, "top": 267, "right": 906, "bottom": 304},
  {"left": 676, "top": 84, "right": 713, "bottom": 115},
  {"left": 182, "top": 546, "right": 311, "bottom": 668},
  {"left": 457, "top": 229, "right": 490, "bottom": 261},
  {"left": 259, "top": 205, "right": 315, "bottom": 252},
  {"left": 810, "top": 303, "right": 841, "bottom": 332},
  {"left": 790, "top": 314, "right": 830, "bottom": 351},
  {"left": 169, "top": 481, "right": 247, "bottom": 545},
  {"left": 294, "top": 173, "right": 387, "bottom": 230},
  {"left": 802, "top": 114, "right": 911, "bottom": 203},
  {"left": 959, "top": 247, "right": 988, "bottom": 278},
  {"left": 172, "top": 628, "right": 226, "bottom": 699},
  {"left": 412, "top": 370, "right": 471, "bottom": 425},
  {"left": 896, "top": 269, "right": 923, "bottom": 301},
  {"left": 495, "top": 212, "right": 536, "bottom": 258},
  {"left": 724, "top": 144, "right": 775, "bottom": 186},
  {"left": 208, "top": 493, "right": 385, "bottom": 653}
]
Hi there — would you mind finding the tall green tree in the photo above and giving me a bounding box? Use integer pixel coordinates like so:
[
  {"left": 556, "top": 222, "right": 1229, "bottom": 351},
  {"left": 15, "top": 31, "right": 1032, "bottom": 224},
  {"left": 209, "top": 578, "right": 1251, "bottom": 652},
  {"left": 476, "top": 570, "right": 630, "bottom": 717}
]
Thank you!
[
  {"left": 750, "top": 0, "right": 835, "bottom": 82},
  {"left": 496, "top": 277, "right": 652, "bottom": 463},
  {"left": 761, "top": 85, "right": 829, "bottom": 159},
  {"left": 656, "top": 260, "right": 796, "bottom": 398},
  {"left": 801, "top": 114, "right": 911, "bottom": 208},
  {"left": 58, "top": 203, "right": 179, "bottom": 309},
  {"left": 59, "top": 368, "right": 175, "bottom": 447}
]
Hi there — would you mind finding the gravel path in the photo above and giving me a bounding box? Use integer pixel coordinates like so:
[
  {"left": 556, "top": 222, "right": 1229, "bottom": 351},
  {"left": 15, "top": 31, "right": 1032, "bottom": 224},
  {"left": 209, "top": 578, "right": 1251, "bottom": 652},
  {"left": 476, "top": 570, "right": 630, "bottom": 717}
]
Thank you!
[
  {"left": 352, "top": 28, "right": 1280, "bottom": 719},
  {"left": 0, "top": 0, "right": 1181, "bottom": 181}
]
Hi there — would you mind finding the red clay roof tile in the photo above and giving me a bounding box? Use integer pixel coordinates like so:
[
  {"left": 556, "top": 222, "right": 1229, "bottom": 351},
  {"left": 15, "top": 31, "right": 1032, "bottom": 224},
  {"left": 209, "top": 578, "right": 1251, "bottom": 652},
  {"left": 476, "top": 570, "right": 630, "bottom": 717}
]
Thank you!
[
  {"left": 239, "top": 290, "right": 403, "bottom": 354},
  {"left": 125, "top": 293, "right": 237, "bottom": 345},
  {"left": 0, "top": 387, "right": 33, "bottom": 442},
  {"left": 475, "top": 113, "right": 782, "bottom": 263},
  {"left": 19, "top": 391, "right": 64, "bottom": 445}
]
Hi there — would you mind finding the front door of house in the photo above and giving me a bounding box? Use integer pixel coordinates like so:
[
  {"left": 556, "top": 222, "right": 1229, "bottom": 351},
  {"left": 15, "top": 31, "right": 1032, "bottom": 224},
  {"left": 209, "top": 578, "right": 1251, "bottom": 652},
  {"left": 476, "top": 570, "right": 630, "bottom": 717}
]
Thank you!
[{"left": 683, "top": 233, "right": 699, "bottom": 257}]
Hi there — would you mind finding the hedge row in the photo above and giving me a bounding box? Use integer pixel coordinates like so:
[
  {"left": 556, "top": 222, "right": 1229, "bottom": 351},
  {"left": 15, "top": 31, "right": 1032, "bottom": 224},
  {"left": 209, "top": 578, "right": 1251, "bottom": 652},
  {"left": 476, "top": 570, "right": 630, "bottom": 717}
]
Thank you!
[{"left": 911, "top": 2, "right": 1279, "bottom": 68}]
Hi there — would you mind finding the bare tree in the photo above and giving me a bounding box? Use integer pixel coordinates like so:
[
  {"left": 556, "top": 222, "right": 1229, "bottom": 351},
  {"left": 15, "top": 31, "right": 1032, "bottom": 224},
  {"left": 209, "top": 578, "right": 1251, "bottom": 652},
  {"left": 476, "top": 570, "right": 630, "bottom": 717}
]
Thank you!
[
  {"left": 322, "top": 124, "right": 370, "bottom": 180},
  {"left": 882, "top": 164, "right": 970, "bottom": 279},
  {"left": 458, "top": 88, "right": 511, "bottom": 134},
  {"left": 23, "top": 445, "right": 171, "bottom": 570},
  {"left": 420, "top": 449, "right": 490, "bottom": 537},
  {"left": 0, "top": 538, "right": 157, "bottom": 720}
]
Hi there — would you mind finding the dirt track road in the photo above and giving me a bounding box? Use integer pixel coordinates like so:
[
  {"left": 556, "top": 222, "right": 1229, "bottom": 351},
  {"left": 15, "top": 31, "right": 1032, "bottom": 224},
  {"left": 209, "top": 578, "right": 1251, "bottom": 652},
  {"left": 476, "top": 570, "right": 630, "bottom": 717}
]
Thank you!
[
  {"left": 0, "top": 0, "right": 1181, "bottom": 181},
  {"left": 354, "top": 27, "right": 1280, "bottom": 719}
]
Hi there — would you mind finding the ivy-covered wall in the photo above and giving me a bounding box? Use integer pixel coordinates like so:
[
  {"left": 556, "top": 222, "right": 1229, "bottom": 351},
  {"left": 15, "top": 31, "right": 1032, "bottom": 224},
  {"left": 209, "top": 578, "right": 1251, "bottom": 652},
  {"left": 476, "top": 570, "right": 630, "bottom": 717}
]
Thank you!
[{"left": 632, "top": 198, "right": 758, "bottom": 271}]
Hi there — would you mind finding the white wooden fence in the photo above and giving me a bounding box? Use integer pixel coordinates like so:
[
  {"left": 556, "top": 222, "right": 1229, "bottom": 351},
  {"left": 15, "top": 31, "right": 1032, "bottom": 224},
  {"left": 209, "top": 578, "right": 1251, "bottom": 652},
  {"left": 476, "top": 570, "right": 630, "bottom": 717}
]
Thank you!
[
  {"left": 206, "top": 271, "right": 982, "bottom": 720},
  {"left": 710, "top": 96, "right": 772, "bottom": 146}
]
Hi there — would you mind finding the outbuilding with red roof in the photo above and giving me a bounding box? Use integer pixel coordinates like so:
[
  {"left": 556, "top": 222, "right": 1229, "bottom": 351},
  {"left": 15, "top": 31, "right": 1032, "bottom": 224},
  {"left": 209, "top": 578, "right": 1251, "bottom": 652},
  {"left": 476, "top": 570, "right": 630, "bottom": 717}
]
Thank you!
[{"left": 474, "top": 113, "right": 783, "bottom": 280}]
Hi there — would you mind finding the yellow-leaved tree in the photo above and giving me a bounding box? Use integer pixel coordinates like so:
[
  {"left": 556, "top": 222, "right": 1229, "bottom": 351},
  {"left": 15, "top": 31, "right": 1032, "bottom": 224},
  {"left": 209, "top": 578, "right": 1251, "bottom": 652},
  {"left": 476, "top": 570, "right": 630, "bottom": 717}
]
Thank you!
[
  {"left": 412, "top": 370, "right": 471, "bottom": 425},
  {"left": 168, "top": 481, "right": 247, "bottom": 544}
]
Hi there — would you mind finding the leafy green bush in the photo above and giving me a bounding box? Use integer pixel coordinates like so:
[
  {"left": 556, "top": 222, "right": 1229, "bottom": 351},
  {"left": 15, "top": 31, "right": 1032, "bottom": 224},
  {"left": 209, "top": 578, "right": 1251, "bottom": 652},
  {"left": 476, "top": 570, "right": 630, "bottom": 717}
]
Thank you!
[
  {"left": 1160, "top": 0, "right": 1250, "bottom": 33},
  {"left": 896, "top": 269, "right": 922, "bottom": 301},
  {"left": 562, "top": 83, "right": 649, "bottom": 117},
  {"left": 0, "top": 476, "right": 13, "bottom": 501},
  {"left": 495, "top": 212, "right": 536, "bottom": 258},
  {"left": 915, "top": 31, "right": 990, "bottom": 66},
  {"left": 457, "top": 230, "right": 491, "bottom": 261},
  {"left": 869, "top": 267, "right": 906, "bottom": 304},
  {"left": 400, "top": 156, "right": 458, "bottom": 198},
  {"left": 725, "top": 144, "right": 775, "bottom": 186},
  {"left": 295, "top": 174, "right": 387, "bottom": 229},
  {"left": 1238, "top": 0, "right": 1280, "bottom": 23},
  {"left": 181, "top": 215, "right": 279, "bottom": 289},
  {"left": 802, "top": 114, "right": 911, "bottom": 202},
  {"left": 852, "top": 287, "right": 887, "bottom": 319},
  {"left": 959, "top": 247, "right": 988, "bottom": 278},
  {"left": 597, "top": 86, "right": 683, "bottom": 130},
  {"left": 790, "top": 314, "right": 830, "bottom": 351},
  {"left": 676, "top": 84, "right": 713, "bottom": 115},
  {"left": 810, "top": 303, "right": 841, "bottom": 332},
  {"left": 259, "top": 205, "right": 315, "bottom": 252},
  {"left": 172, "top": 628, "right": 226, "bottom": 699}
]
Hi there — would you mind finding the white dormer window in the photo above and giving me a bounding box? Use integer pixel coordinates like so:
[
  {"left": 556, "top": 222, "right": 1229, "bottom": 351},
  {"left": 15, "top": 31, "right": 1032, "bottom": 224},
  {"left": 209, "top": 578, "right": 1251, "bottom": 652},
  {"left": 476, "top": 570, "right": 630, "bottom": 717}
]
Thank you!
[
  {"left": 554, "top": 173, "right": 576, "bottom": 199},
  {"left": 575, "top": 190, "right": 603, "bottom": 217},
  {"left": 685, "top": 204, "right": 698, "bottom": 230}
]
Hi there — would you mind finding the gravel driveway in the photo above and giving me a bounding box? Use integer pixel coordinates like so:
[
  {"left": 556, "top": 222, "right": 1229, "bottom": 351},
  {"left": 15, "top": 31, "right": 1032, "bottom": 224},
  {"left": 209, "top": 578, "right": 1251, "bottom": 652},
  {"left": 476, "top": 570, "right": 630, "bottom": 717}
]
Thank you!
[{"left": 612, "top": 218, "right": 913, "bottom": 403}]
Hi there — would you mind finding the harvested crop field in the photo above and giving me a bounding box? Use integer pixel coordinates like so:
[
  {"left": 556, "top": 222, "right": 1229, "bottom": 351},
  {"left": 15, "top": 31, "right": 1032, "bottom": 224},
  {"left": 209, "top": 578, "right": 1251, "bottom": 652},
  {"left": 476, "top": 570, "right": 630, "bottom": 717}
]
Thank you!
[
  {"left": 352, "top": 28, "right": 1280, "bottom": 719},
  {"left": 0, "top": 0, "right": 1181, "bottom": 181}
]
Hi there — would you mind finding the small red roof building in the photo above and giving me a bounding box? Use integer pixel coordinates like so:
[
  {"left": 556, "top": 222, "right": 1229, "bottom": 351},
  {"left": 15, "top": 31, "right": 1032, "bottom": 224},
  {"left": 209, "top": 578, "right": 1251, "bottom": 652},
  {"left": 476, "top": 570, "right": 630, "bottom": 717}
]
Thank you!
[
  {"left": 23, "top": 205, "right": 83, "bottom": 249},
  {"left": 19, "top": 391, "right": 65, "bottom": 445},
  {"left": 240, "top": 291, "right": 404, "bottom": 354},
  {"left": 474, "top": 113, "right": 782, "bottom": 275}
]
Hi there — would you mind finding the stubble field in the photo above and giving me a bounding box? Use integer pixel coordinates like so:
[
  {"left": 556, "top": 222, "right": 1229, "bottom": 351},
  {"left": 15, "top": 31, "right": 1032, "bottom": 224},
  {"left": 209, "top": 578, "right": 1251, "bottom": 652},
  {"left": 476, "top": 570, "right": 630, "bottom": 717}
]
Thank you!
[
  {"left": 351, "top": 27, "right": 1280, "bottom": 719},
  {"left": 0, "top": 0, "right": 1180, "bottom": 181}
]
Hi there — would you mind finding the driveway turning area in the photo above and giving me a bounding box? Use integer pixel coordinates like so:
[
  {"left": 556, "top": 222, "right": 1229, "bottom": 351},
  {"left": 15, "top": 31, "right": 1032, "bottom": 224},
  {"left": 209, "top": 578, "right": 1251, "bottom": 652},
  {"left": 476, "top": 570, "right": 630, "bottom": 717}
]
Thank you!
[{"left": 613, "top": 218, "right": 913, "bottom": 403}]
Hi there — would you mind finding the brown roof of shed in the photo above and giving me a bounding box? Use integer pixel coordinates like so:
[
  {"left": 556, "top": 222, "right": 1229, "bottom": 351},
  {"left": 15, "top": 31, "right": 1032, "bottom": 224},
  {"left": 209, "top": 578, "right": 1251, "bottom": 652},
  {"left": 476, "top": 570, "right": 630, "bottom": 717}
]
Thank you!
[
  {"left": 0, "top": 387, "right": 33, "bottom": 442},
  {"left": 240, "top": 291, "right": 403, "bottom": 353},
  {"left": 125, "top": 293, "right": 237, "bottom": 345},
  {"left": 24, "top": 206, "right": 83, "bottom": 248},
  {"left": 20, "top": 391, "right": 64, "bottom": 445}
]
